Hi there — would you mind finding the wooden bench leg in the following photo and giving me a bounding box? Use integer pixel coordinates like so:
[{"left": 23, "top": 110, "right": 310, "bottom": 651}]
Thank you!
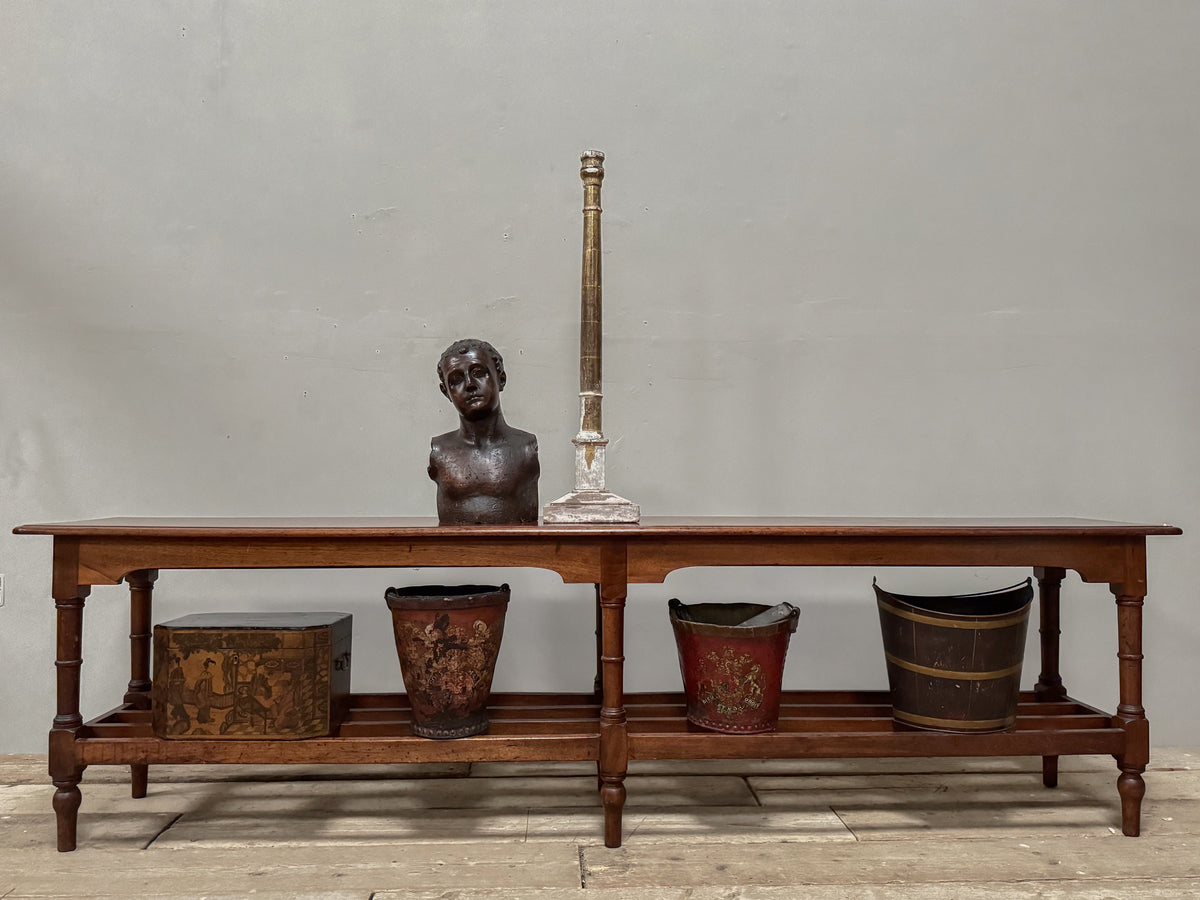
[
  {"left": 598, "top": 545, "right": 628, "bottom": 848},
  {"left": 1113, "top": 585, "right": 1149, "bottom": 837},
  {"left": 1041, "top": 755, "right": 1059, "bottom": 789},
  {"left": 1034, "top": 567, "right": 1067, "bottom": 788},
  {"left": 51, "top": 775, "right": 83, "bottom": 853},
  {"left": 50, "top": 574, "right": 89, "bottom": 852},
  {"left": 123, "top": 570, "right": 158, "bottom": 798},
  {"left": 1118, "top": 767, "right": 1146, "bottom": 836}
]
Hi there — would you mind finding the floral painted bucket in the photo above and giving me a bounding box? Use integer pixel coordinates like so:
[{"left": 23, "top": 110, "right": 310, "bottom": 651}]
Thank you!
[{"left": 384, "top": 584, "right": 509, "bottom": 739}]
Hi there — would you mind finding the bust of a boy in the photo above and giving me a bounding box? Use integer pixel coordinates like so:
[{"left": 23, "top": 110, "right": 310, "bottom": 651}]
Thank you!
[{"left": 428, "top": 338, "right": 539, "bottom": 525}]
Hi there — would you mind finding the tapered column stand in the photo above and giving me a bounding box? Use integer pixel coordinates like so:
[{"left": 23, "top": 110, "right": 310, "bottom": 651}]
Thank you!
[{"left": 544, "top": 151, "right": 639, "bottom": 524}]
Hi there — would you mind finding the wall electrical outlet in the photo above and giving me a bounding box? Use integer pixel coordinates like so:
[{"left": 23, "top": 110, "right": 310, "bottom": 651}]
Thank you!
[{"left": 0, "top": 573, "right": 5, "bottom": 607}]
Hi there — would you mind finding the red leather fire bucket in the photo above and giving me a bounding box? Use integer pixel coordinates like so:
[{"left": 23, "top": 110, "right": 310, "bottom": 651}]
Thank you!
[
  {"left": 384, "top": 584, "right": 509, "bottom": 740},
  {"left": 669, "top": 599, "right": 800, "bottom": 734}
]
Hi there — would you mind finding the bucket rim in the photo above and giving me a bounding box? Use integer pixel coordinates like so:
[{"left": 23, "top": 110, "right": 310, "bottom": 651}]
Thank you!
[
  {"left": 385, "top": 583, "right": 510, "bottom": 610},
  {"left": 668, "top": 598, "right": 800, "bottom": 636},
  {"left": 873, "top": 578, "right": 1033, "bottom": 621}
]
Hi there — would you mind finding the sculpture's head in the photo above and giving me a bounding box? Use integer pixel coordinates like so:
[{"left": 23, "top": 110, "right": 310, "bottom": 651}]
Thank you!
[{"left": 437, "top": 338, "right": 506, "bottom": 420}]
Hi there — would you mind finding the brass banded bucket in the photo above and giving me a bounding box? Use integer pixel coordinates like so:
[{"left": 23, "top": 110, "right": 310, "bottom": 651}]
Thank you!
[{"left": 875, "top": 579, "right": 1033, "bottom": 733}]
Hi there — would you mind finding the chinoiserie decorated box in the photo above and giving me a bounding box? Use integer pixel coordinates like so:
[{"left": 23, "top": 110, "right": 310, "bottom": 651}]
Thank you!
[{"left": 151, "top": 612, "right": 352, "bottom": 739}]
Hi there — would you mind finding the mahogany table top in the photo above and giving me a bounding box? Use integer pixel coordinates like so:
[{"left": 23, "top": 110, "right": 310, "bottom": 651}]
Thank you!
[{"left": 13, "top": 516, "right": 1182, "bottom": 538}]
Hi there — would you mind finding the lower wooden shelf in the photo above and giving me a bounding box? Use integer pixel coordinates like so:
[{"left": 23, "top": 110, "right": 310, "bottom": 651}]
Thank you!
[
  {"left": 74, "top": 690, "right": 1125, "bottom": 768},
  {"left": 78, "top": 693, "right": 602, "bottom": 765},
  {"left": 628, "top": 690, "right": 1126, "bottom": 760}
]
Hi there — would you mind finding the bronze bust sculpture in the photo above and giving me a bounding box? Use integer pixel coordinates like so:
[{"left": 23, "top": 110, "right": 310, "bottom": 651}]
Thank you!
[{"left": 429, "top": 339, "right": 540, "bottom": 525}]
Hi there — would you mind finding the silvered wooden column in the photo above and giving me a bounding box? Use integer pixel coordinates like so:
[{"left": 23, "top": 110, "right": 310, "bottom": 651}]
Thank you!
[{"left": 544, "top": 150, "right": 639, "bottom": 524}]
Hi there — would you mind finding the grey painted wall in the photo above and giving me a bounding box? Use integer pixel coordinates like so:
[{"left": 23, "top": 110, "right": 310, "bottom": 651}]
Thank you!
[{"left": 2, "top": 2, "right": 1197, "bottom": 753}]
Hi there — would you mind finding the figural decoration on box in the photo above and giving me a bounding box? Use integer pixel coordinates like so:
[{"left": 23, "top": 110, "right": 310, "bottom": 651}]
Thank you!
[
  {"left": 543, "top": 151, "right": 640, "bottom": 523},
  {"left": 151, "top": 612, "right": 352, "bottom": 740}
]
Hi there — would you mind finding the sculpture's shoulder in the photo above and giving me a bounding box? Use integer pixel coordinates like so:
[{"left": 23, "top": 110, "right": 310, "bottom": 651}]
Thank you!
[
  {"left": 428, "top": 430, "right": 463, "bottom": 481},
  {"left": 507, "top": 427, "right": 539, "bottom": 464},
  {"left": 429, "top": 430, "right": 463, "bottom": 458},
  {"left": 508, "top": 427, "right": 538, "bottom": 451}
]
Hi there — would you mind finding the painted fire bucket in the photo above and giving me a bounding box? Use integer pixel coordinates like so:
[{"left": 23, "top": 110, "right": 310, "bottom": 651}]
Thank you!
[
  {"left": 874, "top": 578, "right": 1033, "bottom": 734},
  {"left": 668, "top": 599, "right": 801, "bottom": 734},
  {"left": 384, "top": 584, "right": 509, "bottom": 739}
]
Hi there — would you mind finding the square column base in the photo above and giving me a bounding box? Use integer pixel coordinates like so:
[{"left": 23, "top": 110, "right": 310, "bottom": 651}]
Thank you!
[{"left": 543, "top": 491, "right": 640, "bottom": 524}]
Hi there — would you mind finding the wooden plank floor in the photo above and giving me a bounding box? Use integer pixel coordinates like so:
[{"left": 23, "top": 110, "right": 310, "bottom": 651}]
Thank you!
[{"left": 2, "top": 751, "right": 1198, "bottom": 898}]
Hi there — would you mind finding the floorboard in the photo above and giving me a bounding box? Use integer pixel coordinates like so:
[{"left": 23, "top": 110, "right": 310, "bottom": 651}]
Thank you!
[{"left": 1, "top": 751, "right": 1196, "bottom": 897}]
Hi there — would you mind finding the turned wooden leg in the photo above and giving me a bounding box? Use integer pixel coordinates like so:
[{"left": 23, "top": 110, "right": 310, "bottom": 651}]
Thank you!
[
  {"left": 1034, "top": 567, "right": 1067, "bottom": 788},
  {"left": 51, "top": 776, "right": 82, "bottom": 852},
  {"left": 123, "top": 570, "right": 157, "bottom": 798},
  {"left": 597, "top": 545, "right": 629, "bottom": 848},
  {"left": 593, "top": 583, "right": 603, "bottom": 700},
  {"left": 593, "top": 583, "right": 605, "bottom": 790},
  {"left": 1113, "top": 581, "right": 1149, "bottom": 837},
  {"left": 1118, "top": 767, "right": 1146, "bottom": 836},
  {"left": 50, "top": 545, "right": 89, "bottom": 852}
]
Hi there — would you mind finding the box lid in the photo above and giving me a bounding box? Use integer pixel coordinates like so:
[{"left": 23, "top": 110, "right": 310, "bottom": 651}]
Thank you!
[{"left": 157, "top": 612, "right": 351, "bottom": 631}]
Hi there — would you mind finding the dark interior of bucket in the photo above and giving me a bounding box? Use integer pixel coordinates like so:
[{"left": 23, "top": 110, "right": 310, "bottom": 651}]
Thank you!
[
  {"left": 669, "top": 600, "right": 772, "bottom": 626},
  {"left": 386, "top": 584, "right": 503, "bottom": 600},
  {"left": 879, "top": 580, "right": 1033, "bottom": 617}
]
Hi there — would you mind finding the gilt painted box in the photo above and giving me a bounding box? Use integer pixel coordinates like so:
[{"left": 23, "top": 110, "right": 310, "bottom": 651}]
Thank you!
[{"left": 152, "top": 612, "right": 352, "bottom": 739}]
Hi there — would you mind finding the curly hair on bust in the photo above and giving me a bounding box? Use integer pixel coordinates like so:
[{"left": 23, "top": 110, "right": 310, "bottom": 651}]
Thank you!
[{"left": 437, "top": 338, "right": 505, "bottom": 383}]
